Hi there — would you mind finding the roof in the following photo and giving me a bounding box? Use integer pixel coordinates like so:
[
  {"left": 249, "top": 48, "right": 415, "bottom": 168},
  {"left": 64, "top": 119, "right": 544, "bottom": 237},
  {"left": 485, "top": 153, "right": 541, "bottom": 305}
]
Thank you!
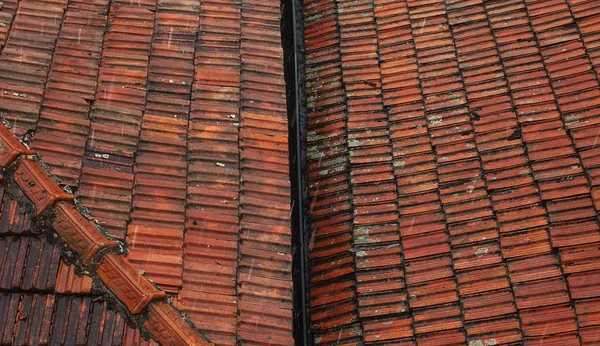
[
  {"left": 304, "top": 0, "right": 600, "bottom": 344},
  {"left": 0, "top": 0, "right": 293, "bottom": 345},
  {"left": 0, "top": 123, "right": 209, "bottom": 345}
]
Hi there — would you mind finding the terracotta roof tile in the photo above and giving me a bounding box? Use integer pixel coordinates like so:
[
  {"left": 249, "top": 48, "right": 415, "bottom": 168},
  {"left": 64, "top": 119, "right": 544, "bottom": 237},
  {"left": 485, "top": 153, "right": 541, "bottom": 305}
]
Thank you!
[
  {"left": 0, "top": 0, "right": 68, "bottom": 135},
  {"left": 305, "top": 0, "right": 600, "bottom": 342},
  {"left": 464, "top": 315, "right": 522, "bottom": 345},
  {"left": 54, "top": 262, "right": 92, "bottom": 294},
  {"left": 53, "top": 294, "right": 127, "bottom": 345},
  {"left": 581, "top": 324, "right": 600, "bottom": 345},
  {"left": 576, "top": 297, "right": 600, "bottom": 327},
  {"left": 0, "top": 193, "right": 32, "bottom": 234},
  {"left": 457, "top": 264, "right": 510, "bottom": 296},
  {"left": 461, "top": 289, "right": 517, "bottom": 321},
  {"left": 358, "top": 290, "right": 407, "bottom": 318},
  {"left": 520, "top": 303, "right": 578, "bottom": 336},
  {"left": 0, "top": 0, "right": 294, "bottom": 342},
  {"left": 507, "top": 254, "right": 563, "bottom": 283},
  {"left": 569, "top": 269, "right": 600, "bottom": 299},
  {"left": 8, "top": 0, "right": 600, "bottom": 341},
  {"left": 413, "top": 303, "right": 462, "bottom": 334},
  {"left": 362, "top": 315, "right": 413, "bottom": 342},
  {"left": 311, "top": 279, "right": 355, "bottom": 308},
  {"left": 408, "top": 277, "right": 459, "bottom": 308},
  {"left": 29, "top": 1, "right": 108, "bottom": 185},
  {"left": 448, "top": 218, "right": 499, "bottom": 246},
  {"left": 525, "top": 332, "right": 581, "bottom": 345},
  {"left": 313, "top": 324, "right": 362, "bottom": 345},
  {"left": 310, "top": 298, "right": 358, "bottom": 330},
  {"left": 75, "top": 165, "right": 134, "bottom": 238},
  {"left": 0, "top": 235, "right": 60, "bottom": 290},
  {"left": 549, "top": 219, "right": 600, "bottom": 247},
  {"left": 513, "top": 276, "right": 571, "bottom": 309},
  {"left": 452, "top": 241, "right": 502, "bottom": 270},
  {"left": 126, "top": 225, "right": 183, "bottom": 293},
  {"left": 405, "top": 254, "right": 452, "bottom": 285},
  {"left": 0, "top": 122, "right": 215, "bottom": 344},
  {"left": 414, "top": 328, "right": 466, "bottom": 346},
  {"left": 123, "top": 326, "right": 159, "bottom": 346},
  {"left": 500, "top": 228, "right": 551, "bottom": 258}
]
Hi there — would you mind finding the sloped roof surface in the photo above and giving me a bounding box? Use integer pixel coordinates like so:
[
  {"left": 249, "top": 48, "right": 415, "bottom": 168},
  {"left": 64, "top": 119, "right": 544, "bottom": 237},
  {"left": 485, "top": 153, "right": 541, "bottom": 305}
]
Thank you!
[
  {"left": 304, "top": 0, "right": 600, "bottom": 344},
  {"left": 0, "top": 0, "right": 293, "bottom": 345}
]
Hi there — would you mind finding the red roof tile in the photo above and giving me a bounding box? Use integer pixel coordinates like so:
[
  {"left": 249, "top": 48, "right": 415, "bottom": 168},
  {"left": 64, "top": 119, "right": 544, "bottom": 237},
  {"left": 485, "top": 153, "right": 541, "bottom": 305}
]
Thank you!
[
  {"left": 0, "top": 0, "right": 292, "bottom": 343},
  {"left": 126, "top": 225, "right": 183, "bottom": 293},
  {"left": 0, "top": 122, "right": 212, "bottom": 344},
  {"left": 305, "top": 0, "right": 600, "bottom": 343},
  {"left": 7, "top": 0, "right": 600, "bottom": 342},
  {"left": 55, "top": 262, "right": 92, "bottom": 294}
]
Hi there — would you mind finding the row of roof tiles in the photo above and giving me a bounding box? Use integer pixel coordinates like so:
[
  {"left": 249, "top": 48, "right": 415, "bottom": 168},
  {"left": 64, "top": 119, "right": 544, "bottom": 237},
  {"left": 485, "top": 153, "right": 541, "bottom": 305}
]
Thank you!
[
  {"left": 305, "top": 0, "right": 600, "bottom": 344},
  {"left": 0, "top": 0, "right": 294, "bottom": 344}
]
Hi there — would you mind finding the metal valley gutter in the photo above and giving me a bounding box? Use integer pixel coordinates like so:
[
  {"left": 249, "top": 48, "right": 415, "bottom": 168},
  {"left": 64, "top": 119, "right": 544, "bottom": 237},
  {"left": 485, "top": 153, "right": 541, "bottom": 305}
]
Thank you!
[{"left": 280, "top": 0, "right": 311, "bottom": 344}]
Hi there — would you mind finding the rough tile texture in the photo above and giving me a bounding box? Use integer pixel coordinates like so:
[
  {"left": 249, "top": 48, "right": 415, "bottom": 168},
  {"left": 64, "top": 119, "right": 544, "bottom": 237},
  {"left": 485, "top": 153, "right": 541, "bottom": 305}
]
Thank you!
[
  {"left": 304, "top": 0, "right": 600, "bottom": 344},
  {"left": 0, "top": 0, "right": 292, "bottom": 344}
]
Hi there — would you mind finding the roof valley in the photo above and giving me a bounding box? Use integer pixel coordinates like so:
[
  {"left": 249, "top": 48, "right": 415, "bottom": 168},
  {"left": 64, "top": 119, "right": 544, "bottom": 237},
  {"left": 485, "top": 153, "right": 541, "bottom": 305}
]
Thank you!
[
  {"left": 236, "top": 0, "right": 294, "bottom": 344},
  {"left": 303, "top": 0, "right": 363, "bottom": 342}
]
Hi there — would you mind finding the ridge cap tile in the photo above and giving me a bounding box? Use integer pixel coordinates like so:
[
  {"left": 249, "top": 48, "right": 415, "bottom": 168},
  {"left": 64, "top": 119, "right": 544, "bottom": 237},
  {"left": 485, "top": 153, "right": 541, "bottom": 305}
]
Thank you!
[
  {"left": 145, "top": 302, "right": 212, "bottom": 346},
  {"left": 0, "top": 122, "right": 213, "bottom": 345},
  {"left": 12, "top": 159, "right": 73, "bottom": 215},
  {"left": 0, "top": 124, "right": 36, "bottom": 167},
  {"left": 96, "top": 252, "right": 166, "bottom": 314},
  {"left": 53, "top": 200, "right": 119, "bottom": 265}
]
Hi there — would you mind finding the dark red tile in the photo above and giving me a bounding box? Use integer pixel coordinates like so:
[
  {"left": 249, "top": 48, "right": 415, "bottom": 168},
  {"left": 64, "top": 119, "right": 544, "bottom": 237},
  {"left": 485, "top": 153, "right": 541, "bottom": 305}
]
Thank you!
[
  {"left": 568, "top": 270, "right": 600, "bottom": 299},
  {"left": 575, "top": 298, "right": 600, "bottom": 328},
  {"left": 408, "top": 277, "right": 459, "bottom": 308},
  {"left": 507, "top": 254, "right": 562, "bottom": 283},
  {"left": 362, "top": 316, "right": 413, "bottom": 342},
  {"left": 413, "top": 303, "right": 462, "bottom": 334},
  {"left": 461, "top": 289, "right": 516, "bottom": 321},
  {"left": 524, "top": 332, "right": 580, "bottom": 346},
  {"left": 513, "top": 277, "right": 570, "bottom": 309}
]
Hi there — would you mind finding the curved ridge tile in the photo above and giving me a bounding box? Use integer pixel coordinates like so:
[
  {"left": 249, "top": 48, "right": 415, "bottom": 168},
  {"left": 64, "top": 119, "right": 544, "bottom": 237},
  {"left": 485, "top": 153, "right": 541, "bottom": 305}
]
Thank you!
[{"left": 0, "top": 121, "right": 212, "bottom": 346}]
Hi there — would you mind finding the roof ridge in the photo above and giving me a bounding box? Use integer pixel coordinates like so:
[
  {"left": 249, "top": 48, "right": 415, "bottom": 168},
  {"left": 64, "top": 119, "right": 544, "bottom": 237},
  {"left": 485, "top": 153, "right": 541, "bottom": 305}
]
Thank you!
[{"left": 0, "top": 122, "right": 212, "bottom": 346}]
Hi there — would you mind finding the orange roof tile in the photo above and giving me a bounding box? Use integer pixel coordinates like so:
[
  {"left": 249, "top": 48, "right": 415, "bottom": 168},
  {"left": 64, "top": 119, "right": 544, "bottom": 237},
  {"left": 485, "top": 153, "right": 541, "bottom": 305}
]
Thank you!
[
  {"left": 0, "top": 122, "right": 211, "bottom": 345},
  {"left": 0, "top": 0, "right": 293, "bottom": 344},
  {"left": 305, "top": 0, "right": 600, "bottom": 343}
]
